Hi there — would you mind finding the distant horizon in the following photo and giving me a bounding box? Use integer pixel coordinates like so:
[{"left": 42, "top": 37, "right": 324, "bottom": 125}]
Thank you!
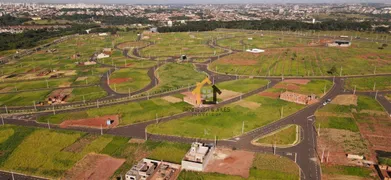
[{"left": 1, "top": 0, "right": 390, "bottom": 5}]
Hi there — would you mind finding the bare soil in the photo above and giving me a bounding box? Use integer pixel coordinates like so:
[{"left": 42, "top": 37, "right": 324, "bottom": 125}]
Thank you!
[
  {"left": 161, "top": 96, "right": 182, "bottom": 103},
  {"left": 62, "top": 153, "right": 125, "bottom": 180},
  {"left": 258, "top": 92, "right": 280, "bottom": 99},
  {"left": 274, "top": 83, "right": 300, "bottom": 90},
  {"left": 110, "top": 78, "right": 131, "bottom": 84},
  {"left": 283, "top": 79, "right": 310, "bottom": 85},
  {"left": 331, "top": 95, "right": 358, "bottom": 106},
  {"left": 63, "top": 134, "right": 98, "bottom": 153},
  {"left": 219, "top": 89, "right": 242, "bottom": 100},
  {"left": 205, "top": 148, "right": 255, "bottom": 178},
  {"left": 60, "top": 115, "right": 119, "bottom": 129},
  {"left": 234, "top": 100, "right": 261, "bottom": 110}
]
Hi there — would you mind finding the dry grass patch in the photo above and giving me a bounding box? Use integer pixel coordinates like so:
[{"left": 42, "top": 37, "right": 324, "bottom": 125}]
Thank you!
[
  {"left": 234, "top": 100, "right": 261, "bottom": 110},
  {"left": 331, "top": 95, "right": 358, "bottom": 106},
  {"left": 161, "top": 96, "right": 182, "bottom": 103}
]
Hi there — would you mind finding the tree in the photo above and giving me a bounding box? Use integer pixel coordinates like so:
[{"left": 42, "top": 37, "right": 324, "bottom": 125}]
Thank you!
[{"left": 327, "top": 65, "right": 337, "bottom": 75}]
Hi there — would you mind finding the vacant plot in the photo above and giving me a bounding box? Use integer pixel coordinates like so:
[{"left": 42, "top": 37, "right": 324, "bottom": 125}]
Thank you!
[
  {"left": 0, "top": 128, "right": 14, "bottom": 144},
  {"left": 161, "top": 96, "right": 182, "bottom": 103},
  {"left": 147, "top": 94, "right": 304, "bottom": 139},
  {"left": 2, "top": 129, "right": 112, "bottom": 178},
  {"left": 258, "top": 91, "right": 280, "bottom": 99},
  {"left": 283, "top": 79, "right": 310, "bottom": 85},
  {"left": 62, "top": 153, "right": 125, "bottom": 180},
  {"left": 234, "top": 100, "right": 261, "bottom": 110},
  {"left": 331, "top": 94, "right": 358, "bottom": 106},
  {"left": 145, "top": 141, "right": 190, "bottom": 164},
  {"left": 38, "top": 97, "right": 191, "bottom": 126},
  {"left": 254, "top": 125, "right": 298, "bottom": 146},
  {"left": 205, "top": 148, "right": 255, "bottom": 178},
  {"left": 315, "top": 116, "right": 359, "bottom": 132},
  {"left": 109, "top": 68, "right": 150, "bottom": 93},
  {"left": 0, "top": 90, "right": 51, "bottom": 106},
  {"left": 59, "top": 115, "right": 119, "bottom": 129},
  {"left": 151, "top": 63, "right": 206, "bottom": 93},
  {"left": 321, "top": 165, "right": 373, "bottom": 180},
  {"left": 213, "top": 78, "right": 269, "bottom": 93},
  {"left": 345, "top": 77, "right": 391, "bottom": 91},
  {"left": 66, "top": 86, "right": 107, "bottom": 102}
]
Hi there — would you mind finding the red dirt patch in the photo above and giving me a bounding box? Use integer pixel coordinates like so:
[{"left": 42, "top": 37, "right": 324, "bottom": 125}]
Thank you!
[
  {"left": 60, "top": 115, "right": 119, "bottom": 129},
  {"left": 357, "top": 115, "right": 391, "bottom": 152},
  {"left": 205, "top": 148, "right": 255, "bottom": 178},
  {"left": 258, "top": 92, "right": 280, "bottom": 99},
  {"left": 62, "top": 153, "right": 125, "bottom": 180},
  {"left": 110, "top": 78, "right": 131, "bottom": 84},
  {"left": 283, "top": 79, "right": 310, "bottom": 85},
  {"left": 274, "top": 83, "right": 300, "bottom": 90}
]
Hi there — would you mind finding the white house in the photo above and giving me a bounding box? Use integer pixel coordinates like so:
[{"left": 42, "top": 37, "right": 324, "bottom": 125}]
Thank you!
[
  {"left": 246, "top": 49, "right": 265, "bottom": 53},
  {"left": 97, "top": 53, "right": 110, "bottom": 59}
]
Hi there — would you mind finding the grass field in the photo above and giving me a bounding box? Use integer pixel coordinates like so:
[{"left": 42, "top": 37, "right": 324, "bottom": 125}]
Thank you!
[
  {"left": 151, "top": 63, "right": 206, "bottom": 93},
  {"left": 145, "top": 141, "right": 190, "bottom": 164},
  {"left": 255, "top": 125, "right": 298, "bottom": 145},
  {"left": 147, "top": 94, "right": 304, "bottom": 139},
  {"left": 321, "top": 165, "right": 372, "bottom": 178},
  {"left": 345, "top": 76, "right": 391, "bottom": 91},
  {"left": 0, "top": 90, "right": 51, "bottom": 106},
  {"left": 211, "top": 38, "right": 391, "bottom": 76},
  {"left": 178, "top": 153, "right": 299, "bottom": 180},
  {"left": 315, "top": 116, "right": 359, "bottom": 132},
  {"left": 66, "top": 86, "right": 107, "bottom": 102},
  {"left": 109, "top": 68, "right": 150, "bottom": 93},
  {"left": 38, "top": 97, "right": 191, "bottom": 125},
  {"left": 213, "top": 78, "right": 269, "bottom": 93},
  {"left": 140, "top": 32, "right": 226, "bottom": 58},
  {"left": 0, "top": 127, "right": 113, "bottom": 178}
]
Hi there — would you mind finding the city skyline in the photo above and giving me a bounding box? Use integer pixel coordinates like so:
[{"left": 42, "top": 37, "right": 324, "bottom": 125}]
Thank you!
[{"left": 0, "top": 0, "right": 391, "bottom": 4}]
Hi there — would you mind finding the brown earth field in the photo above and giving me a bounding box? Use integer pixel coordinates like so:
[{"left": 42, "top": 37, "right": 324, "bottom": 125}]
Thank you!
[
  {"left": 258, "top": 92, "right": 280, "bottom": 99},
  {"left": 205, "top": 148, "right": 255, "bottom": 178},
  {"left": 62, "top": 153, "right": 125, "bottom": 180},
  {"left": 59, "top": 115, "right": 119, "bottom": 129}
]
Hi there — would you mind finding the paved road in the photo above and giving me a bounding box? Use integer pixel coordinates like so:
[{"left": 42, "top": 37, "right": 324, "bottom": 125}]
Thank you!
[{"left": 2, "top": 33, "right": 391, "bottom": 180}]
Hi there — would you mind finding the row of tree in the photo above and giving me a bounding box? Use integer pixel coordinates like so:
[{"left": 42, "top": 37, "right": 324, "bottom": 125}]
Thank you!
[
  {"left": 0, "top": 24, "right": 97, "bottom": 51},
  {"left": 0, "top": 14, "right": 30, "bottom": 26},
  {"left": 158, "top": 19, "right": 390, "bottom": 33}
]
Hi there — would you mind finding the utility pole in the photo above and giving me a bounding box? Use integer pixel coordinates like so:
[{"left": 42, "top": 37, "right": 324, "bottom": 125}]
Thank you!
[
  {"left": 323, "top": 85, "right": 326, "bottom": 95},
  {"left": 374, "top": 66, "right": 376, "bottom": 75},
  {"left": 1, "top": 116, "right": 4, "bottom": 125},
  {"left": 47, "top": 119, "right": 51, "bottom": 129},
  {"left": 326, "top": 151, "right": 330, "bottom": 163},
  {"left": 33, "top": 101, "right": 37, "bottom": 111},
  {"left": 321, "top": 148, "right": 325, "bottom": 163},
  {"left": 128, "top": 88, "right": 131, "bottom": 98},
  {"left": 83, "top": 95, "right": 86, "bottom": 104},
  {"left": 242, "top": 121, "right": 244, "bottom": 134},
  {"left": 375, "top": 90, "right": 379, "bottom": 100},
  {"left": 97, "top": 100, "right": 99, "bottom": 108},
  {"left": 318, "top": 124, "right": 321, "bottom": 136},
  {"left": 214, "top": 135, "right": 217, "bottom": 146},
  {"left": 373, "top": 82, "right": 376, "bottom": 91},
  {"left": 281, "top": 107, "right": 284, "bottom": 118},
  {"left": 145, "top": 129, "right": 148, "bottom": 140},
  {"left": 340, "top": 66, "right": 343, "bottom": 77},
  {"left": 333, "top": 76, "right": 335, "bottom": 84},
  {"left": 353, "top": 85, "right": 356, "bottom": 95},
  {"left": 52, "top": 105, "right": 55, "bottom": 115},
  {"left": 46, "top": 79, "right": 49, "bottom": 88},
  {"left": 294, "top": 153, "right": 297, "bottom": 163},
  {"left": 107, "top": 72, "right": 110, "bottom": 85},
  {"left": 156, "top": 113, "right": 158, "bottom": 124},
  {"left": 273, "top": 142, "right": 276, "bottom": 155},
  {"left": 100, "top": 124, "right": 103, "bottom": 135}
]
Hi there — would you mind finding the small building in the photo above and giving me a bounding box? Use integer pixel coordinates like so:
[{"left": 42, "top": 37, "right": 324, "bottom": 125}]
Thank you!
[
  {"left": 347, "top": 154, "right": 364, "bottom": 160},
  {"left": 82, "top": 61, "right": 97, "bottom": 66},
  {"left": 181, "top": 142, "right": 215, "bottom": 171},
  {"left": 102, "top": 48, "right": 112, "bottom": 55},
  {"left": 280, "top": 91, "right": 316, "bottom": 105},
  {"left": 150, "top": 27, "right": 158, "bottom": 33},
  {"left": 327, "top": 40, "right": 351, "bottom": 47},
  {"left": 31, "top": 17, "right": 41, "bottom": 21},
  {"left": 246, "top": 49, "right": 265, "bottom": 53},
  {"left": 125, "top": 158, "right": 181, "bottom": 180},
  {"left": 98, "top": 33, "right": 108, "bottom": 36},
  {"left": 97, "top": 53, "right": 110, "bottom": 59},
  {"left": 167, "top": 21, "right": 173, "bottom": 27}
]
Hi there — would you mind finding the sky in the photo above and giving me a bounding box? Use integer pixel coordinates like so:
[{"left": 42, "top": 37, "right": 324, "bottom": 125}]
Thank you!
[{"left": 1, "top": 0, "right": 390, "bottom": 4}]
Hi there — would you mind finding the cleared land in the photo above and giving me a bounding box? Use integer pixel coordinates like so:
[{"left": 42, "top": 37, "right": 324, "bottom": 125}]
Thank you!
[
  {"left": 109, "top": 68, "right": 150, "bottom": 93},
  {"left": 254, "top": 125, "right": 299, "bottom": 146},
  {"left": 38, "top": 96, "right": 191, "bottom": 126},
  {"left": 345, "top": 77, "right": 391, "bottom": 91}
]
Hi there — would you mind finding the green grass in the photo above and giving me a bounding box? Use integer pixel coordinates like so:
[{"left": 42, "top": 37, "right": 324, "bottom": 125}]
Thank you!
[
  {"left": 109, "top": 68, "right": 150, "bottom": 93},
  {"left": 0, "top": 125, "right": 36, "bottom": 167},
  {"left": 256, "top": 125, "right": 298, "bottom": 145},
  {"left": 318, "top": 103, "right": 353, "bottom": 113},
  {"left": 151, "top": 63, "right": 206, "bottom": 93},
  {"left": 100, "top": 136, "right": 131, "bottom": 157},
  {"left": 357, "top": 95, "right": 384, "bottom": 112},
  {"left": 315, "top": 116, "right": 359, "bottom": 132},
  {"left": 66, "top": 86, "right": 107, "bottom": 102},
  {"left": 0, "top": 128, "right": 14, "bottom": 144},
  {"left": 321, "top": 165, "right": 372, "bottom": 178},
  {"left": 214, "top": 78, "right": 269, "bottom": 93},
  {"left": 145, "top": 141, "right": 190, "bottom": 164},
  {"left": 251, "top": 153, "right": 299, "bottom": 180},
  {"left": 148, "top": 95, "right": 304, "bottom": 139},
  {"left": 38, "top": 97, "right": 191, "bottom": 125},
  {"left": 379, "top": 157, "right": 391, "bottom": 166},
  {"left": 178, "top": 153, "right": 299, "bottom": 180},
  {"left": 0, "top": 90, "right": 51, "bottom": 106},
  {"left": 345, "top": 77, "right": 391, "bottom": 91},
  {"left": 1, "top": 129, "right": 112, "bottom": 178}
]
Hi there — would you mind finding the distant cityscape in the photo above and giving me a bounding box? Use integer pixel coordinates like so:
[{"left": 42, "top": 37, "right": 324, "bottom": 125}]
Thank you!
[{"left": 0, "top": 2, "right": 390, "bottom": 23}]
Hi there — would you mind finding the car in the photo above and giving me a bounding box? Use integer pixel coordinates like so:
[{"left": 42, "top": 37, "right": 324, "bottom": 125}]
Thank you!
[
  {"left": 323, "top": 102, "right": 328, "bottom": 106},
  {"left": 326, "top": 99, "right": 331, "bottom": 103}
]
